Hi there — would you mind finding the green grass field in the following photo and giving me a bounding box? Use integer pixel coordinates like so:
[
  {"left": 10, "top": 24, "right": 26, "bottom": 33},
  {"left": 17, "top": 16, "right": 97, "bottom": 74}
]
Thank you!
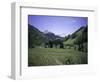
[{"left": 28, "top": 48, "right": 88, "bottom": 66}]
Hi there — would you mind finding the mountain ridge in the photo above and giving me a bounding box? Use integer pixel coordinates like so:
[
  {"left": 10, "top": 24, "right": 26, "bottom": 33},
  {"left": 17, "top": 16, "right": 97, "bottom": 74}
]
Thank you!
[{"left": 28, "top": 24, "right": 87, "bottom": 49}]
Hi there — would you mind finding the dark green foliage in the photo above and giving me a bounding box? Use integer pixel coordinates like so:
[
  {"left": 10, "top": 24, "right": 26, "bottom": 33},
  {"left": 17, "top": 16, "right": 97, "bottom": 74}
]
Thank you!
[
  {"left": 74, "top": 26, "right": 88, "bottom": 52},
  {"left": 28, "top": 24, "right": 64, "bottom": 48},
  {"left": 64, "top": 34, "right": 70, "bottom": 41},
  {"left": 60, "top": 42, "right": 64, "bottom": 48},
  {"left": 28, "top": 24, "right": 45, "bottom": 48},
  {"left": 71, "top": 33, "right": 76, "bottom": 39},
  {"left": 49, "top": 41, "right": 53, "bottom": 48},
  {"left": 44, "top": 39, "right": 64, "bottom": 49},
  {"left": 63, "top": 26, "right": 88, "bottom": 52}
]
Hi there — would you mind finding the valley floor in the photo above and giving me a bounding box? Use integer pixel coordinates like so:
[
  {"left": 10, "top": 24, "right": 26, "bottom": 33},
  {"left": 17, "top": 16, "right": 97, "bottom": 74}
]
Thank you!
[{"left": 28, "top": 48, "right": 88, "bottom": 66}]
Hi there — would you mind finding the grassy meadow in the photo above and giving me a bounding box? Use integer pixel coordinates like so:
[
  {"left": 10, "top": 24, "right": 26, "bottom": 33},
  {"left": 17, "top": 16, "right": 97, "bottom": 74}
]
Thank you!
[{"left": 28, "top": 48, "right": 87, "bottom": 66}]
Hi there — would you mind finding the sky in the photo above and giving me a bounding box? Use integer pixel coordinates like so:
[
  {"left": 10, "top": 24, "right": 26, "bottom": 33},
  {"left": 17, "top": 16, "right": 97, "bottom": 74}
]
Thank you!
[{"left": 28, "top": 15, "right": 88, "bottom": 37}]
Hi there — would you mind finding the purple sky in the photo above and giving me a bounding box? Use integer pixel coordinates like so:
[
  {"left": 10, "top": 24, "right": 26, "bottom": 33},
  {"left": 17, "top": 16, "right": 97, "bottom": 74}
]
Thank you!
[{"left": 28, "top": 15, "right": 88, "bottom": 37}]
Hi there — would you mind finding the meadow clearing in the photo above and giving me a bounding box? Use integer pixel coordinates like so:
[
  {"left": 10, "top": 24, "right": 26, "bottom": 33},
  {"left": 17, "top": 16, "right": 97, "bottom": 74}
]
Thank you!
[{"left": 28, "top": 48, "right": 87, "bottom": 66}]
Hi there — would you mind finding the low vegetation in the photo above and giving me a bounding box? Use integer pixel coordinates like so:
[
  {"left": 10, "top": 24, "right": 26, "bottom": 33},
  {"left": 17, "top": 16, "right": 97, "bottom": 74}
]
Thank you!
[{"left": 28, "top": 48, "right": 87, "bottom": 66}]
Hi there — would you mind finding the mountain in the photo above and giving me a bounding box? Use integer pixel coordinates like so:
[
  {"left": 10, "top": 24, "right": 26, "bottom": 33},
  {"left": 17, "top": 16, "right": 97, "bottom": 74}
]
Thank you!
[
  {"left": 28, "top": 24, "right": 63, "bottom": 48},
  {"left": 45, "top": 32, "right": 56, "bottom": 41},
  {"left": 44, "top": 32, "right": 63, "bottom": 41},
  {"left": 63, "top": 26, "right": 88, "bottom": 45},
  {"left": 28, "top": 24, "right": 46, "bottom": 48},
  {"left": 28, "top": 23, "right": 87, "bottom": 51}
]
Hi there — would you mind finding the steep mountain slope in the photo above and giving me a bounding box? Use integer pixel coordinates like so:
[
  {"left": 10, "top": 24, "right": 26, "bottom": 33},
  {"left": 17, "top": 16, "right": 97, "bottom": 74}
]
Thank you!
[
  {"left": 28, "top": 24, "right": 46, "bottom": 48},
  {"left": 63, "top": 26, "right": 88, "bottom": 46},
  {"left": 45, "top": 32, "right": 63, "bottom": 41},
  {"left": 28, "top": 24, "right": 63, "bottom": 48}
]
